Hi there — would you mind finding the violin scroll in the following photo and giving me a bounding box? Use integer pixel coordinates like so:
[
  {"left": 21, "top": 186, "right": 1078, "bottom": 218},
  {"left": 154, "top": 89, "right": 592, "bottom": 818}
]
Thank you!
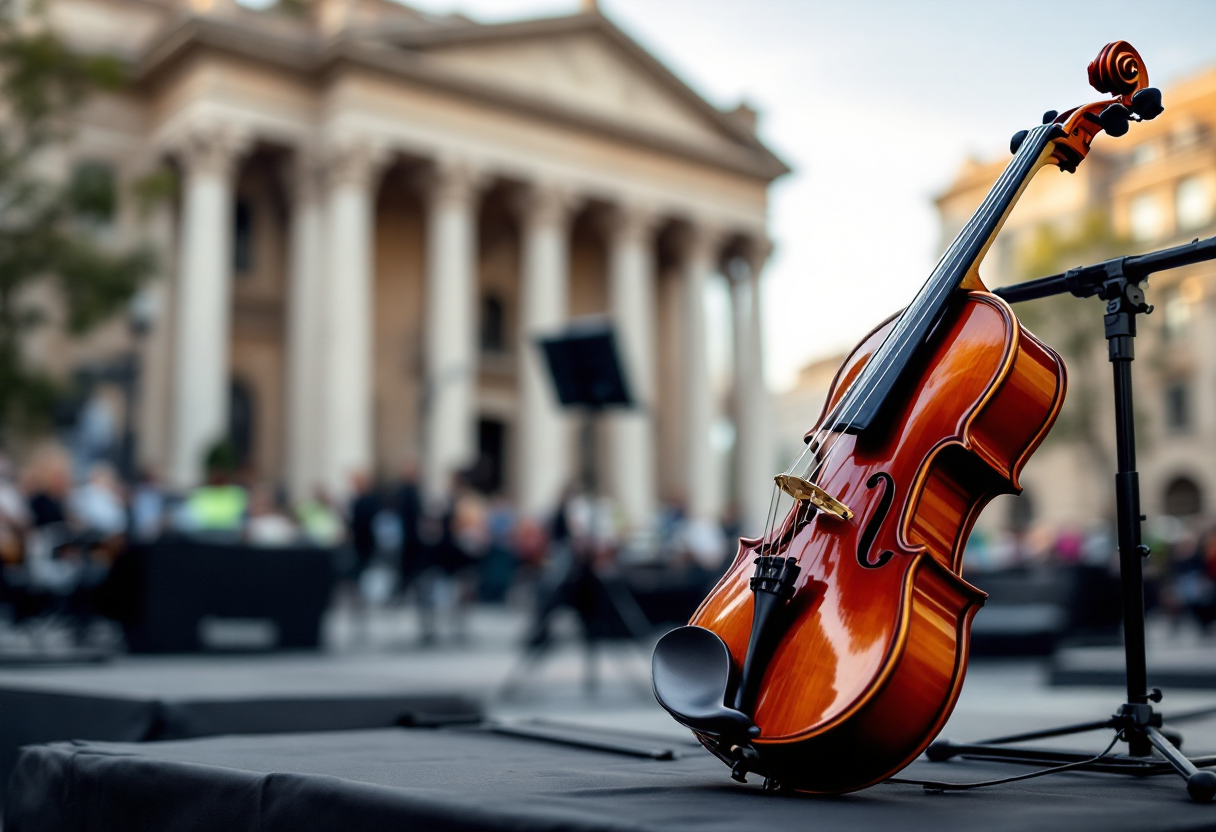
[
  {"left": 1015, "top": 41, "right": 1163, "bottom": 173},
  {"left": 1087, "top": 40, "right": 1148, "bottom": 96}
]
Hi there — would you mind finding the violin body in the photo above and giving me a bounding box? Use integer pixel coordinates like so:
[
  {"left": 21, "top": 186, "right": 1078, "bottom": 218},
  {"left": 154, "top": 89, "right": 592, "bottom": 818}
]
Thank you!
[
  {"left": 689, "top": 290, "right": 1065, "bottom": 793},
  {"left": 652, "top": 40, "right": 1160, "bottom": 795}
]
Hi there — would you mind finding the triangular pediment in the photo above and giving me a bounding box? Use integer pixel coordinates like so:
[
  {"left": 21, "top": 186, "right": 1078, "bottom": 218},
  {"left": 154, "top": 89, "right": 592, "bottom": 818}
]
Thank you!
[{"left": 403, "top": 20, "right": 756, "bottom": 158}]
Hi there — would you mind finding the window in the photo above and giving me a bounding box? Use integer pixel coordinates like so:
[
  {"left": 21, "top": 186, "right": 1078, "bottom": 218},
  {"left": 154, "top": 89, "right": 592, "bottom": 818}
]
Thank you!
[
  {"left": 1131, "top": 143, "right": 1159, "bottom": 166},
  {"left": 1173, "top": 123, "right": 1204, "bottom": 151},
  {"left": 1164, "top": 476, "right": 1202, "bottom": 517},
  {"left": 1129, "top": 192, "right": 1164, "bottom": 242},
  {"left": 1164, "top": 382, "right": 1190, "bottom": 432},
  {"left": 233, "top": 199, "right": 254, "bottom": 274},
  {"left": 69, "top": 161, "right": 116, "bottom": 225},
  {"left": 479, "top": 293, "right": 507, "bottom": 354},
  {"left": 473, "top": 418, "right": 506, "bottom": 495},
  {"left": 1163, "top": 290, "right": 1191, "bottom": 340},
  {"left": 1176, "top": 176, "right": 1212, "bottom": 231}
]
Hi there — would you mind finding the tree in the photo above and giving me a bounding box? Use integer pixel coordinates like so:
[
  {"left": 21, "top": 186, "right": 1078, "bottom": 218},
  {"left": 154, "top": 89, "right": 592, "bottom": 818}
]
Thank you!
[
  {"left": 1011, "top": 209, "right": 1128, "bottom": 494},
  {"left": 0, "top": 7, "right": 156, "bottom": 437}
]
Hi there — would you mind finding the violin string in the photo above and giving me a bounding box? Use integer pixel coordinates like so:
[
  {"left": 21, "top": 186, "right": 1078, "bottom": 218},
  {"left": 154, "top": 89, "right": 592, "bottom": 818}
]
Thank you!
[
  {"left": 791, "top": 179, "right": 1026, "bottom": 494},
  {"left": 814, "top": 125, "right": 1042, "bottom": 441},
  {"left": 801, "top": 125, "right": 1045, "bottom": 472},
  {"left": 795, "top": 129, "right": 1036, "bottom": 479},
  {"left": 760, "top": 125, "right": 1049, "bottom": 553}
]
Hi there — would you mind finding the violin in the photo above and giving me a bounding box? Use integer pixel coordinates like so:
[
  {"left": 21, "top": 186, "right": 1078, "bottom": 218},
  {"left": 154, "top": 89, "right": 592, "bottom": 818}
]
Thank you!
[{"left": 651, "top": 42, "right": 1164, "bottom": 794}]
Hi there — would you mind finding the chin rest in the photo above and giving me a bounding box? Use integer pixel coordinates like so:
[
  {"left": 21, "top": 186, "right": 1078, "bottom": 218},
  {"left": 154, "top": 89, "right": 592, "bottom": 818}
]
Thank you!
[{"left": 651, "top": 626, "right": 759, "bottom": 741}]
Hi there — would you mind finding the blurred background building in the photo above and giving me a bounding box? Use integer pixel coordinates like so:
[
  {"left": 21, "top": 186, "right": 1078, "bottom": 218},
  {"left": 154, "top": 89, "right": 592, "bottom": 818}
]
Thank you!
[
  {"left": 34, "top": 0, "right": 787, "bottom": 537},
  {"left": 934, "top": 66, "right": 1216, "bottom": 547}
]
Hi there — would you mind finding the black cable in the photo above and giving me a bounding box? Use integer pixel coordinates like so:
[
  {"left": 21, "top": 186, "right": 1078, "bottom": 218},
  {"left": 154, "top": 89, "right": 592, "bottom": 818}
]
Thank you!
[{"left": 886, "top": 732, "right": 1125, "bottom": 794}]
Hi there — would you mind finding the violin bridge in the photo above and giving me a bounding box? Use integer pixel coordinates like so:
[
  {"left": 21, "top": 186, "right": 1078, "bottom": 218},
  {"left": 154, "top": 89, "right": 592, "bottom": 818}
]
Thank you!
[{"left": 773, "top": 474, "right": 854, "bottom": 521}]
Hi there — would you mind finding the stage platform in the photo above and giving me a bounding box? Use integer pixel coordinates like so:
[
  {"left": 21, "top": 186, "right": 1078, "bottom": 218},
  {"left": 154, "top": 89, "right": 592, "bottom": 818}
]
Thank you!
[
  {"left": 0, "top": 652, "right": 482, "bottom": 801},
  {"left": 6, "top": 725, "right": 1214, "bottom": 832},
  {"left": 1051, "top": 641, "right": 1216, "bottom": 689}
]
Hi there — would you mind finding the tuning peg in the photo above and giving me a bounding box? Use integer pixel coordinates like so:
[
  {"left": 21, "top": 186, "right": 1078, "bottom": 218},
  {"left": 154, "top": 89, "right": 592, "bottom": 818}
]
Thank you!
[
  {"left": 1131, "top": 87, "right": 1164, "bottom": 120},
  {"left": 1010, "top": 129, "right": 1029, "bottom": 154},
  {"left": 1099, "top": 103, "right": 1130, "bottom": 137},
  {"left": 1042, "top": 110, "right": 1059, "bottom": 124}
]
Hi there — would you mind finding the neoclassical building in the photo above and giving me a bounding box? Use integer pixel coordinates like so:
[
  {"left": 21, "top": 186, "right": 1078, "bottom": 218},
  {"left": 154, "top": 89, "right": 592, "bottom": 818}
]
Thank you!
[{"left": 45, "top": 0, "right": 786, "bottom": 533}]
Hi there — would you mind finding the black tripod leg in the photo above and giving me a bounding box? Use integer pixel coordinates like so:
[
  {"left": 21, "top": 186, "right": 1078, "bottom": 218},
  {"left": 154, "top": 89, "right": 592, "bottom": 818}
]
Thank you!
[{"left": 1143, "top": 726, "right": 1216, "bottom": 803}]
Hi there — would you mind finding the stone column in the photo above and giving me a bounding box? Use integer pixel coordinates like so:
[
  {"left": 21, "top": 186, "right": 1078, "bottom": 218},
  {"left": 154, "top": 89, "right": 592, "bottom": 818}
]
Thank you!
[
  {"left": 607, "top": 205, "right": 659, "bottom": 533},
  {"left": 136, "top": 191, "right": 176, "bottom": 476},
  {"left": 319, "top": 139, "right": 386, "bottom": 494},
  {"left": 516, "top": 183, "right": 576, "bottom": 518},
  {"left": 682, "top": 224, "right": 721, "bottom": 522},
  {"left": 729, "top": 239, "right": 774, "bottom": 537},
  {"left": 167, "top": 125, "right": 247, "bottom": 488},
  {"left": 422, "top": 159, "right": 481, "bottom": 505},
  {"left": 284, "top": 151, "right": 326, "bottom": 498}
]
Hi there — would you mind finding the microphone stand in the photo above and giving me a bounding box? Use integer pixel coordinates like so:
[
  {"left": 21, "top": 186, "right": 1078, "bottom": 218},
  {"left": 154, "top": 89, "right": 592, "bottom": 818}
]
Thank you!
[{"left": 925, "top": 234, "right": 1216, "bottom": 803}]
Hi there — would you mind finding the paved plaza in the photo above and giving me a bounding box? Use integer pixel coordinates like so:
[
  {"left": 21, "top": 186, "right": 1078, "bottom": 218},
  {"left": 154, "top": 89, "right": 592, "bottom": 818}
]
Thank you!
[{"left": 6, "top": 605, "right": 1212, "bottom": 761}]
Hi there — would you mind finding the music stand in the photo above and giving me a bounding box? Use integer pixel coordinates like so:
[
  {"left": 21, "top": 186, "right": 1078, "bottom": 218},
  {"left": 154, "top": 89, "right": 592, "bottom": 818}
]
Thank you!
[
  {"left": 498, "top": 320, "right": 651, "bottom": 699},
  {"left": 924, "top": 235, "right": 1216, "bottom": 802}
]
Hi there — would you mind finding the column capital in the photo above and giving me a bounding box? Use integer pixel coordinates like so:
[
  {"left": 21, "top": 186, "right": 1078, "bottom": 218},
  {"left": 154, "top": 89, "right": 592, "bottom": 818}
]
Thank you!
[
  {"left": 165, "top": 120, "right": 251, "bottom": 179},
  {"left": 323, "top": 137, "right": 391, "bottom": 191},
  {"left": 421, "top": 156, "right": 488, "bottom": 210},
  {"left": 744, "top": 234, "right": 774, "bottom": 275},
  {"left": 674, "top": 220, "right": 726, "bottom": 269},
  {"left": 603, "top": 202, "right": 662, "bottom": 246},
  {"left": 280, "top": 146, "right": 325, "bottom": 204},
  {"left": 514, "top": 181, "right": 581, "bottom": 230}
]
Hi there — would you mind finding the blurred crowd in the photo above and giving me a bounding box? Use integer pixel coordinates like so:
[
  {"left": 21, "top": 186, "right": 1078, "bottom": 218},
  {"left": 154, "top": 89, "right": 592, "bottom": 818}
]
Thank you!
[
  {"left": 18, "top": 433, "right": 1216, "bottom": 654},
  {"left": 965, "top": 519, "right": 1216, "bottom": 636},
  {"left": 0, "top": 444, "right": 735, "bottom": 649}
]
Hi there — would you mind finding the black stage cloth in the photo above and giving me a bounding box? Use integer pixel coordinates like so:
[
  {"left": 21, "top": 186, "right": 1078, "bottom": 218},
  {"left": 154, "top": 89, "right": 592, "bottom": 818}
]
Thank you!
[
  {"left": 0, "top": 661, "right": 481, "bottom": 806},
  {"left": 6, "top": 727, "right": 1212, "bottom": 832},
  {"left": 112, "top": 539, "right": 337, "bottom": 653}
]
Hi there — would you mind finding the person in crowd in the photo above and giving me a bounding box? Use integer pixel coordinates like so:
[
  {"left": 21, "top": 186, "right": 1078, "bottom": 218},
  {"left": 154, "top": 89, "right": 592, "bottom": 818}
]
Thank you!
[
  {"left": 392, "top": 462, "right": 423, "bottom": 591},
  {"left": 1167, "top": 525, "right": 1216, "bottom": 632},
  {"left": 129, "top": 468, "right": 167, "bottom": 543},
  {"left": 510, "top": 514, "right": 547, "bottom": 603},
  {"left": 23, "top": 451, "right": 76, "bottom": 593},
  {"left": 27, "top": 451, "right": 70, "bottom": 531},
  {"left": 347, "top": 471, "right": 380, "bottom": 580},
  {"left": 296, "top": 486, "right": 345, "bottom": 546},
  {"left": 0, "top": 454, "right": 30, "bottom": 566},
  {"left": 245, "top": 484, "right": 299, "bottom": 547},
  {"left": 179, "top": 464, "right": 246, "bottom": 535},
  {"left": 413, "top": 472, "right": 480, "bottom": 645},
  {"left": 70, "top": 462, "right": 127, "bottom": 545},
  {"left": 479, "top": 496, "right": 517, "bottom": 603}
]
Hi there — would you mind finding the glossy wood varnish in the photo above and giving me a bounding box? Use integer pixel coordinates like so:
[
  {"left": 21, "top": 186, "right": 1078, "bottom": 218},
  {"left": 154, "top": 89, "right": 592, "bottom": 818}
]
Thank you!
[{"left": 689, "top": 291, "right": 1066, "bottom": 793}]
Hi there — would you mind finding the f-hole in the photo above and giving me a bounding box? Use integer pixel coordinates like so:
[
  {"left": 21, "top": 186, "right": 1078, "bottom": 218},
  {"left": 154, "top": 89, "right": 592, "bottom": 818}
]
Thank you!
[{"left": 858, "top": 472, "right": 895, "bottom": 569}]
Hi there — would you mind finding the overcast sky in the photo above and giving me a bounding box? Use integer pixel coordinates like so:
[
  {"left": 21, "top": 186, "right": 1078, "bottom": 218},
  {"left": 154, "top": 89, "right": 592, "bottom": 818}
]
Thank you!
[{"left": 404, "top": 0, "right": 1216, "bottom": 390}]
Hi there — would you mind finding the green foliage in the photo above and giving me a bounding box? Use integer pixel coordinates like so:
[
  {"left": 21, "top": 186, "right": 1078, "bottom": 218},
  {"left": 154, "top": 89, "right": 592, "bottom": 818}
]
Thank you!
[
  {"left": 1009, "top": 209, "right": 1127, "bottom": 485},
  {"left": 0, "top": 9, "right": 157, "bottom": 435},
  {"left": 204, "top": 438, "right": 239, "bottom": 478},
  {"left": 131, "top": 168, "right": 177, "bottom": 218},
  {"left": 270, "top": 0, "right": 311, "bottom": 17}
]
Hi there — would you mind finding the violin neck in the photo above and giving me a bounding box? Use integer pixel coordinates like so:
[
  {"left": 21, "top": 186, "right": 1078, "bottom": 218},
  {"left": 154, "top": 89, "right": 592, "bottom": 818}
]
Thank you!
[{"left": 830, "top": 123, "right": 1061, "bottom": 434}]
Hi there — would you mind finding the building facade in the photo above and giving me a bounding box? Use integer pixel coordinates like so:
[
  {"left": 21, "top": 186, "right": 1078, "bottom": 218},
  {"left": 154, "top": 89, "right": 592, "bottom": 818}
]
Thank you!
[
  {"left": 935, "top": 66, "right": 1216, "bottom": 534},
  {"left": 42, "top": 0, "right": 788, "bottom": 534}
]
